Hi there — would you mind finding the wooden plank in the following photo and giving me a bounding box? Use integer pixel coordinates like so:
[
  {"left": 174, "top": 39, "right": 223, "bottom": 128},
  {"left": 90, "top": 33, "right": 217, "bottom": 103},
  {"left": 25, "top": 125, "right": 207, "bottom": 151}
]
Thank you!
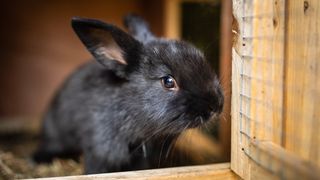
[
  {"left": 32, "top": 163, "right": 238, "bottom": 180},
  {"left": 284, "top": 0, "right": 320, "bottom": 167},
  {"left": 231, "top": 0, "right": 248, "bottom": 177},
  {"left": 271, "top": 0, "right": 286, "bottom": 145},
  {"left": 250, "top": 162, "right": 279, "bottom": 180},
  {"left": 219, "top": 0, "right": 232, "bottom": 162},
  {"left": 250, "top": 0, "right": 285, "bottom": 146},
  {"left": 231, "top": 0, "right": 286, "bottom": 179},
  {"left": 231, "top": 48, "right": 249, "bottom": 179},
  {"left": 249, "top": 140, "right": 320, "bottom": 179}
]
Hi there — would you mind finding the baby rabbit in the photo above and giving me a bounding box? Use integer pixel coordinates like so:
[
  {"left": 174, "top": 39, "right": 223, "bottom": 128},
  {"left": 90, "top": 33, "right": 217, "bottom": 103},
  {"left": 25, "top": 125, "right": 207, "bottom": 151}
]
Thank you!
[{"left": 33, "top": 14, "right": 224, "bottom": 174}]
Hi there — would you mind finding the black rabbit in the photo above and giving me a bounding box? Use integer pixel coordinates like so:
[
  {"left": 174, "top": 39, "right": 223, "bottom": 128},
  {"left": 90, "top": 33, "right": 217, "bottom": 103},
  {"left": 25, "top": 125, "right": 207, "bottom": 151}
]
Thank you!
[{"left": 33, "top": 14, "right": 224, "bottom": 174}]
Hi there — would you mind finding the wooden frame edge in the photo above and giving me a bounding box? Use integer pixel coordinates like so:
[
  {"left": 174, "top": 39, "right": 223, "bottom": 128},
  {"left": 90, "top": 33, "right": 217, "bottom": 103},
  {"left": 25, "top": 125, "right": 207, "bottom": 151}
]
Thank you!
[
  {"left": 249, "top": 140, "right": 320, "bottom": 180},
  {"left": 31, "top": 163, "right": 237, "bottom": 180}
]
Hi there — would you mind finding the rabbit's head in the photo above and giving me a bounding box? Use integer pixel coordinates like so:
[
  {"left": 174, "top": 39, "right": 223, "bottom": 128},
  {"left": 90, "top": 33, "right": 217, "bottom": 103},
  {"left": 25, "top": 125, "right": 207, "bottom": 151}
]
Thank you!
[{"left": 72, "top": 15, "right": 224, "bottom": 135}]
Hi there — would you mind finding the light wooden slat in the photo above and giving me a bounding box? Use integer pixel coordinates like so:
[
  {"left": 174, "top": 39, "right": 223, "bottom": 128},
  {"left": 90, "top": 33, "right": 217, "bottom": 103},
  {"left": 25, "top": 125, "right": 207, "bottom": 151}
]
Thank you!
[
  {"left": 271, "top": 0, "right": 286, "bottom": 145},
  {"left": 249, "top": 140, "right": 320, "bottom": 179},
  {"left": 250, "top": 0, "right": 285, "bottom": 147},
  {"left": 231, "top": 0, "right": 286, "bottom": 179},
  {"left": 231, "top": 48, "right": 249, "bottom": 179},
  {"left": 32, "top": 163, "right": 237, "bottom": 180},
  {"left": 231, "top": 0, "right": 249, "bottom": 177},
  {"left": 284, "top": 0, "right": 320, "bottom": 167}
]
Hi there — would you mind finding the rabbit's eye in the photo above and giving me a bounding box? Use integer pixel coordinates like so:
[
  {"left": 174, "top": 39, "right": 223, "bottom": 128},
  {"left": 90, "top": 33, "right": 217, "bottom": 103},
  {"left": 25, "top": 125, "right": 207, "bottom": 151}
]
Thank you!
[{"left": 161, "top": 75, "right": 178, "bottom": 91}]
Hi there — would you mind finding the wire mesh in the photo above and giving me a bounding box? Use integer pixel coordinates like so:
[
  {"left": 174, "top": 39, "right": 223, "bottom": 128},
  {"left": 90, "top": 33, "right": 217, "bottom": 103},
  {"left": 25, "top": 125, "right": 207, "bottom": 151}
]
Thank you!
[{"left": 233, "top": 0, "right": 320, "bottom": 178}]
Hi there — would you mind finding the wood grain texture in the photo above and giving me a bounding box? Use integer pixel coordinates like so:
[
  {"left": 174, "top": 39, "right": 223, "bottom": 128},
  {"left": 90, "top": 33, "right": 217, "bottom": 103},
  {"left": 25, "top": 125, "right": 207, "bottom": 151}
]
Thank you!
[
  {"left": 249, "top": 0, "right": 286, "bottom": 147},
  {"left": 249, "top": 140, "right": 320, "bottom": 180},
  {"left": 232, "top": 0, "right": 320, "bottom": 179},
  {"left": 231, "top": 0, "right": 248, "bottom": 177},
  {"left": 284, "top": 0, "right": 320, "bottom": 167},
  {"left": 231, "top": 0, "right": 287, "bottom": 179},
  {"left": 32, "top": 163, "right": 237, "bottom": 180}
]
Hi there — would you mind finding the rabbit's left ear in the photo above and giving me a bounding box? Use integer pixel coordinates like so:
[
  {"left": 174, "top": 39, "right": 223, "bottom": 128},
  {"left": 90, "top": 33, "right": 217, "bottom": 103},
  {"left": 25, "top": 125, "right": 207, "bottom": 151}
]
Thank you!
[{"left": 72, "top": 17, "right": 142, "bottom": 77}]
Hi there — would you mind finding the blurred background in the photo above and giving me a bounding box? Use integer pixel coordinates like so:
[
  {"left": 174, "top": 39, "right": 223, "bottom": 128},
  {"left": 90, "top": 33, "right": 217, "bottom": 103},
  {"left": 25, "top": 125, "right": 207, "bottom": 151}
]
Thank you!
[{"left": 0, "top": 0, "right": 232, "bottom": 178}]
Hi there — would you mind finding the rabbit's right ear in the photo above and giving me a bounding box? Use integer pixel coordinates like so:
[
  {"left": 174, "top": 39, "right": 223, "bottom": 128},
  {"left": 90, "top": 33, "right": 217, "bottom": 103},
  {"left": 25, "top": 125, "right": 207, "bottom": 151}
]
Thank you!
[
  {"left": 124, "top": 14, "right": 155, "bottom": 44},
  {"left": 72, "top": 17, "right": 142, "bottom": 78}
]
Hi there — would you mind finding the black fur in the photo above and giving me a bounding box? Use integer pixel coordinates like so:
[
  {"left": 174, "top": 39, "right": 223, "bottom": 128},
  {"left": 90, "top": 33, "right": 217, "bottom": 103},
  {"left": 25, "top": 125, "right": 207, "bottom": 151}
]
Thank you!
[
  {"left": 124, "top": 14, "right": 155, "bottom": 43},
  {"left": 33, "top": 14, "right": 224, "bottom": 174}
]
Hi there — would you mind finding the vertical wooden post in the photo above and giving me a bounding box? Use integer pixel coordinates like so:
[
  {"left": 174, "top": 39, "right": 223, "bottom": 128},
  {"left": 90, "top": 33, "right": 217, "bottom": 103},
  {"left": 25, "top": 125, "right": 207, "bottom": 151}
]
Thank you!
[
  {"left": 231, "top": 0, "right": 286, "bottom": 178},
  {"left": 284, "top": 0, "right": 320, "bottom": 166},
  {"left": 219, "top": 0, "right": 232, "bottom": 162},
  {"left": 164, "top": 0, "right": 181, "bottom": 39}
]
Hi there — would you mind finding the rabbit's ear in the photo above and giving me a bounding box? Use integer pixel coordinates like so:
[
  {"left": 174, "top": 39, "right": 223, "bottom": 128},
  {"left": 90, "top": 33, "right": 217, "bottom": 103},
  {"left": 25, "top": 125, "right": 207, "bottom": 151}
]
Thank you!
[
  {"left": 123, "top": 14, "right": 155, "bottom": 44},
  {"left": 72, "top": 17, "right": 142, "bottom": 77}
]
